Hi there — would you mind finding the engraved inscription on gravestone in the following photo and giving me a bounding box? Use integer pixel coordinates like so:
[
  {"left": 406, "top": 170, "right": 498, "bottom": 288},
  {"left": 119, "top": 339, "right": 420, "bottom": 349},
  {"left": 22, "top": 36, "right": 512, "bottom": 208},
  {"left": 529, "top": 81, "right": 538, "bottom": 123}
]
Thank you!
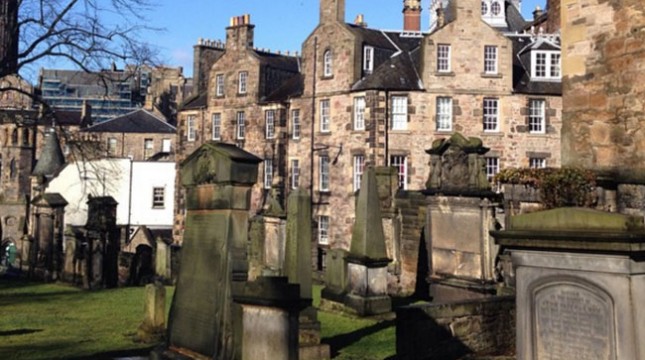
[{"left": 534, "top": 282, "right": 615, "bottom": 360}]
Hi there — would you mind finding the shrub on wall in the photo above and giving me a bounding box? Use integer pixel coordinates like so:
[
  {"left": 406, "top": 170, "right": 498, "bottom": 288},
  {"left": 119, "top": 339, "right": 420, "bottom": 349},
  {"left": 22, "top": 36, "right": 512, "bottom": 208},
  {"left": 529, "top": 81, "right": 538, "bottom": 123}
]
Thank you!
[{"left": 494, "top": 167, "right": 596, "bottom": 209}]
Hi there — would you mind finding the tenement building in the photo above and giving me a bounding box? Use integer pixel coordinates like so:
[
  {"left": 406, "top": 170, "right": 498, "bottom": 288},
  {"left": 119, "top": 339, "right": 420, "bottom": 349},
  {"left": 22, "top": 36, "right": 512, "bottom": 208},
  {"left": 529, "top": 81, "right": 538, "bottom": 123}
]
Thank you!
[{"left": 175, "top": 0, "right": 563, "bottom": 269}]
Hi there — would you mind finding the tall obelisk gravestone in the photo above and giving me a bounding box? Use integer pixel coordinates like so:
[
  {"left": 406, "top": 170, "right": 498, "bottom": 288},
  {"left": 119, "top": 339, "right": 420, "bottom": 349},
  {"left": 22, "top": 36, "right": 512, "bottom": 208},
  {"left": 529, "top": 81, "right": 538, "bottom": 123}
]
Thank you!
[
  {"left": 345, "top": 167, "right": 392, "bottom": 315},
  {"left": 166, "top": 142, "right": 261, "bottom": 359}
]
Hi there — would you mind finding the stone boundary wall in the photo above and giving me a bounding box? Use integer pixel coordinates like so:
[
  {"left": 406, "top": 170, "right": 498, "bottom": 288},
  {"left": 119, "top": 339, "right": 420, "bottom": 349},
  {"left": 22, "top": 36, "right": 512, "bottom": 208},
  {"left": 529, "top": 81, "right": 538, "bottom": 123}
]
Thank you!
[{"left": 396, "top": 296, "right": 516, "bottom": 360}]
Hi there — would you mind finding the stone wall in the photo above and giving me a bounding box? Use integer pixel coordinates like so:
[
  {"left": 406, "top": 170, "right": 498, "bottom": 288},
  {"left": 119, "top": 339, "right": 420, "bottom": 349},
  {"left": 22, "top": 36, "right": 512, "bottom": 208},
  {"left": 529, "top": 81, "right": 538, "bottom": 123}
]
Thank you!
[
  {"left": 561, "top": 0, "right": 645, "bottom": 177},
  {"left": 396, "top": 296, "right": 516, "bottom": 360}
]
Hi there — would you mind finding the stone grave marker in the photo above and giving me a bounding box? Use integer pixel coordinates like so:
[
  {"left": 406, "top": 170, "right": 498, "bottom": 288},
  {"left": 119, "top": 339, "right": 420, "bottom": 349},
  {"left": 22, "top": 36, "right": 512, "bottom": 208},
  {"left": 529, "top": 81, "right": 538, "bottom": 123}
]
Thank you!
[{"left": 492, "top": 207, "right": 645, "bottom": 359}]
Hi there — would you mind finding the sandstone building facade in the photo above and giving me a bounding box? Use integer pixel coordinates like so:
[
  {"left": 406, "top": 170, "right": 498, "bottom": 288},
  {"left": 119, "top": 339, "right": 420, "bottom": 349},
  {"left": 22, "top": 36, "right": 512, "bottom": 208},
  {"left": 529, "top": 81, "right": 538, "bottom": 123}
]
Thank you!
[{"left": 175, "top": 0, "right": 563, "bottom": 274}]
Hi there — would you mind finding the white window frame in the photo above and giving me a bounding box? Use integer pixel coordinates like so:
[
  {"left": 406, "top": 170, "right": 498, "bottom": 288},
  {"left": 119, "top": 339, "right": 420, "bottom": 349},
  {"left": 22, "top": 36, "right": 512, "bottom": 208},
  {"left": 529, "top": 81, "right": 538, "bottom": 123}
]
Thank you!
[
  {"left": 483, "top": 98, "right": 499, "bottom": 132},
  {"left": 236, "top": 111, "right": 245, "bottom": 140},
  {"left": 319, "top": 155, "right": 330, "bottom": 192},
  {"left": 238, "top": 71, "right": 248, "bottom": 94},
  {"left": 265, "top": 110, "right": 275, "bottom": 139},
  {"left": 391, "top": 96, "right": 408, "bottom": 130},
  {"left": 390, "top": 155, "right": 408, "bottom": 190},
  {"left": 363, "top": 46, "right": 374, "bottom": 74},
  {"left": 437, "top": 44, "right": 451, "bottom": 72},
  {"left": 292, "top": 109, "right": 301, "bottom": 139},
  {"left": 212, "top": 113, "right": 221, "bottom": 140},
  {"left": 264, "top": 158, "right": 273, "bottom": 189},
  {"left": 485, "top": 157, "right": 500, "bottom": 181},
  {"left": 436, "top": 97, "right": 453, "bottom": 131},
  {"left": 187, "top": 115, "right": 196, "bottom": 142},
  {"left": 290, "top": 159, "right": 300, "bottom": 189},
  {"left": 353, "top": 155, "right": 365, "bottom": 192},
  {"left": 484, "top": 45, "right": 498, "bottom": 74},
  {"left": 318, "top": 215, "right": 329, "bottom": 245},
  {"left": 528, "top": 99, "right": 546, "bottom": 134},
  {"left": 144, "top": 138, "right": 153, "bottom": 157},
  {"left": 320, "top": 99, "right": 330, "bottom": 133},
  {"left": 162, "top": 138, "right": 171, "bottom": 152},
  {"left": 152, "top": 187, "right": 165, "bottom": 208},
  {"left": 354, "top": 97, "right": 366, "bottom": 130},
  {"left": 215, "top": 74, "right": 224, "bottom": 96},
  {"left": 529, "top": 158, "right": 546, "bottom": 169},
  {"left": 531, "top": 50, "right": 561, "bottom": 80},
  {"left": 323, "top": 50, "right": 333, "bottom": 77}
]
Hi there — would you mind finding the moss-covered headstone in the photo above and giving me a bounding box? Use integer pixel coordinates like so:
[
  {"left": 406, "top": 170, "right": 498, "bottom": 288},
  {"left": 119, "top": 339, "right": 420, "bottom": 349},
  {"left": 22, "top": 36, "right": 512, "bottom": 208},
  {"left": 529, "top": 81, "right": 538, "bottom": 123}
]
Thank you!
[{"left": 166, "top": 142, "right": 261, "bottom": 359}]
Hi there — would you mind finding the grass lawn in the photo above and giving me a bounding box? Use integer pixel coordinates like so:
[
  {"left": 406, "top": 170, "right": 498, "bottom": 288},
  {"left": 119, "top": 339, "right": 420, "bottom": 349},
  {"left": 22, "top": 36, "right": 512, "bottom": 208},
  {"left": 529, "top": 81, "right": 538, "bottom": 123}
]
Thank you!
[{"left": 0, "top": 279, "right": 395, "bottom": 359}]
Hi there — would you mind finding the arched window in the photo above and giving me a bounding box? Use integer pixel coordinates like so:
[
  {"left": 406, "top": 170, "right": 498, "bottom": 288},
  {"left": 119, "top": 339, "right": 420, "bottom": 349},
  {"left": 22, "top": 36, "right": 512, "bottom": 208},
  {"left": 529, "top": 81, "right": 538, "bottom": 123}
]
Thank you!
[{"left": 323, "top": 49, "right": 333, "bottom": 77}]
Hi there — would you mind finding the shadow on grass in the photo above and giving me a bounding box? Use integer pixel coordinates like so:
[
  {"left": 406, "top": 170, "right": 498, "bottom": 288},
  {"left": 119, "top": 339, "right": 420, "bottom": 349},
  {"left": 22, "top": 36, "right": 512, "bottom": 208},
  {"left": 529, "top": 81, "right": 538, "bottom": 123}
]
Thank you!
[
  {"left": 67, "top": 345, "right": 157, "bottom": 360},
  {"left": 323, "top": 320, "right": 395, "bottom": 358},
  {"left": 0, "top": 328, "right": 43, "bottom": 336}
]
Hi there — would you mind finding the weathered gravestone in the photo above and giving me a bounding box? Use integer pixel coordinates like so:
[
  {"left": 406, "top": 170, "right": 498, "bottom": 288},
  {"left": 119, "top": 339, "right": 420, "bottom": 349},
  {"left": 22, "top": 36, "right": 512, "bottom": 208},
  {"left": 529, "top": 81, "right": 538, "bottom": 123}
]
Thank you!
[
  {"left": 284, "top": 189, "right": 330, "bottom": 359},
  {"left": 31, "top": 193, "right": 67, "bottom": 281},
  {"left": 492, "top": 208, "right": 645, "bottom": 360},
  {"left": 160, "top": 142, "right": 301, "bottom": 360},
  {"left": 425, "top": 133, "right": 500, "bottom": 300},
  {"left": 345, "top": 167, "right": 392, "bottom": 316},
  {"left": 137, "top": 281, "right": 166, "bottom": 343},
  {"left": 85, "top": 196, "right": 120, "bottom": 289}
]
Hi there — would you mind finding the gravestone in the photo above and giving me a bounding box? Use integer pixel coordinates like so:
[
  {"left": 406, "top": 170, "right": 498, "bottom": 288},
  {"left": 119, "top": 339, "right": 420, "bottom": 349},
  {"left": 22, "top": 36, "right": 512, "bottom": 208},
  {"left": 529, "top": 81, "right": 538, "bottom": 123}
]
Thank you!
[
  {"left": 155, "top": 238, "right": 170, "bottom": 280},
  {"left": 345, "top": 167, "right": 392, "bottom": 316},
  {"left": 31, "top": 193, "right": 67, "bottom": 281},
  {"left": 492, "top": 208, "right": 645, "bottom": 359},
  {"left": 283, "top": 189, "right": 330, "bottom": 359},
  {"left": 424, "top": 133, "right": 500, "bottom": 300},
  {"left": 165, "top": 142, "right": 262, "bottom": 359},
  {"left": 137, "top": 282, "right": 166, "bottom": 343},
  {"left": 321, "top": 248, "right": 348, "bottom": 303},
  {"left": 85, "top": 196, "right": 119, "bottom": 289}
]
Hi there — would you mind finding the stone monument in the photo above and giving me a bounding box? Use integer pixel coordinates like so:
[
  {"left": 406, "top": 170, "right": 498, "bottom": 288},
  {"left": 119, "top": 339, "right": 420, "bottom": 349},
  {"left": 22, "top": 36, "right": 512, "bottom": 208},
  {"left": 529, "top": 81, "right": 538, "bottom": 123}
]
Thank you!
[
  {"left": 160, "top": 142, "right": 302, "bottom": 360},
  {"left": 31, "top": 193, "right": 67, "bottom": 281},
  {"left": 424, "top": 133, "right": 500, "bottom": 300},
  {"left": 283, "top": 189, "right": 330, "bottom": 359},
  {"left": 345, "top": 167, "right": 392, "bottom": 316},
  {"left": 137, "top": 282, "right": 166, "bottom": 343},
  {"left": 492, "top": 207, "right": 645, "bottom": 359},
  {"left": 84, "top": 196, "right": 119, "bottom": 289}
]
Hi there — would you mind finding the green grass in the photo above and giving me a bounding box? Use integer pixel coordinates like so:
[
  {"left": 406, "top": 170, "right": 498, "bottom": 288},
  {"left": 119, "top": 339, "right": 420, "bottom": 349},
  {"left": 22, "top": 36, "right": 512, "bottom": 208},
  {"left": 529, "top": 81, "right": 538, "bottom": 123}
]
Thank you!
[
  {"left": 0, "top": 279, "right": 174, "bottom": 360},
  {"left": 314, "top": 285, "right": 396, "bottom": 360},
  {"left": 0, "top": 280, "right": 395, "bottom": 360}
]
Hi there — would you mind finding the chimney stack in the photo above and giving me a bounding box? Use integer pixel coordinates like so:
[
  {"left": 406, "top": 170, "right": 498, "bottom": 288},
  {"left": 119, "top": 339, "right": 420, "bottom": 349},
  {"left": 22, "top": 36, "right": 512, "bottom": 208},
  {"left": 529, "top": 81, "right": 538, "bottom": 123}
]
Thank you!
[
  {"left": 320, "top": 0, "right": 345, "bottom": 24},
  {"left": 354, "top": 14, "right": 368, "bottom": 28},
  {"left": 436, "top": 7, "right": 446, "bottom": 28},
  {"left": 403, "top": 0, "right": 422, "bottom": 32},
  {"left": 533, "top": 6, "right": 543, "bottom": 21},
  {"left": 226, "top": 14, "right": 255, "bottom": 51}
]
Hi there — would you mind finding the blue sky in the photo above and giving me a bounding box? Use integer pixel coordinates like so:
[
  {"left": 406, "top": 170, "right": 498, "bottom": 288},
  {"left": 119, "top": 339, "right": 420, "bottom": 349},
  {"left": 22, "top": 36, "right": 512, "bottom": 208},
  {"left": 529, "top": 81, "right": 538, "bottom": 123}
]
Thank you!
[{"left": 42, "top": 0, "right": 547, "bottom": 78}]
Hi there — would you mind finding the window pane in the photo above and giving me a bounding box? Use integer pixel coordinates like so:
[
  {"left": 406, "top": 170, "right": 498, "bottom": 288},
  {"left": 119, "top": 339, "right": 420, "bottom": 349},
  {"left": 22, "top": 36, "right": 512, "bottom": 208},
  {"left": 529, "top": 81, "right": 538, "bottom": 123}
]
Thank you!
[
  {"left": 320, "top": 100, "right": 330, "bottom": 132},
  {"left": 485, "top": 157, "right": 499, "bottom": 181},
  {"left": 320, "top": 156, "right": 330, "bottom": 191},
  {"left": 390, "top": 155, "right": 407, "bottom": 190},
  {"left": 237, "top": 112, "right": 245, "bottom": 139},
  {"left": 238, "top": 71, "right": 248, "bottom": 94},
  {"left": 212, "top": 113, "right": 221, "bottom": 140},
  {"left": 152, "top": 187, "right": 164, "bottom": 208},
  {"left": 292, "top": 109, "right": 301, "bottom": 139},
  {"left": 392, "top": 96, "right": 408, "bottom": 130},
  {"left": 318, "top": 215, "right": 329, "bottom": 245},
  {"left": 483, "top": 98, "right": 499, "bottom": 131},
  {"left": 436, "top": 97, "right": 452, "bottom": 131},
  {"left": 484, "top": 46, "right": 497, "bottom": 74},
  {"left": 354, "top": 97, "right": 365, "bottom": 130},
  {"left": 264, "top": 159, "right": 273, "bottom": 189},
  {"left": 353, "top": 155, "right": 364, "bottom": 192},
  {"left": 529, "top": 99, "right": 545, "bottom": 133},
  {"left": 291, "top": 159, "right": 300, "bottom": 189},
  {"left": 437, "top": 44, "right": 450, "bottom": 72},
  {"left": 265, "top": 110, "right": 275, "bottom": 139}
]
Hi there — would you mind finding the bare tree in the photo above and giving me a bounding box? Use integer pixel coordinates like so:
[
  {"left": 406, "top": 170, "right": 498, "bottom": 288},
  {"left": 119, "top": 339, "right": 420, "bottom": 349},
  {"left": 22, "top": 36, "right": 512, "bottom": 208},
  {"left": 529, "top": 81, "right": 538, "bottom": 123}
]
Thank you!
[{"left": 8, "top": 0, "right": 158, "bottom": 80}]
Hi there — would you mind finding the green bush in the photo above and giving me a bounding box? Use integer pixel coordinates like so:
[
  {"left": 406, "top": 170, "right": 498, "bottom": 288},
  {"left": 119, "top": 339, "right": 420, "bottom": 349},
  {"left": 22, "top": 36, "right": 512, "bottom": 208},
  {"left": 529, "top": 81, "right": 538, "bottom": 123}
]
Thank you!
[{"left": 494, "top": 167, "right": 596, "bottom": 209}]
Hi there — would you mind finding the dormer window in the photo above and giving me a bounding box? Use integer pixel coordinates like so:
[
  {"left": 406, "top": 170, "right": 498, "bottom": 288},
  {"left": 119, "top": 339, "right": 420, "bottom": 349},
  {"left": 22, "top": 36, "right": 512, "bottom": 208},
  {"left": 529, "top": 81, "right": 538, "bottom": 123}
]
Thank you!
[
  {"left": 363, "top": 46, "right": 374, "bottom": 74},
  {"left": 323, "top": 50, "right": 333, "bottom": 77},
  {"left": 531, "top": 50, "right": 561, "bottom": 80},
  {"left": 490, "top": 1, "right": 501, "bottom": 15}
]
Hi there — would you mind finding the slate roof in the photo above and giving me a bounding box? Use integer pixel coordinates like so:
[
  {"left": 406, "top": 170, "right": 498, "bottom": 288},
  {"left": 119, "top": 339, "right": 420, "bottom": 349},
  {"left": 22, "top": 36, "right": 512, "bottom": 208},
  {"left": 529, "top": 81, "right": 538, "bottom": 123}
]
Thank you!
[
  {"left": 352, "top": 49, "right": 423, "bottom": 91},
  {"left": 253, "top": 50, "right": 300, "bottom": 73},
  {"left": 179, "top": 92, "right": 207, "bottom": 110},
  {"left": 82, "top": 109, "right": 176, "bottom": 134},
  {"left": 504, "top": 1, "right": 530, "bottom": 33},
  {"left": 510, "top": 35, "right": 562, "bottom": 95},
  {"left": 263, "top": 73, "right": 304, "bottom": 103},
  {"left": 32, "top": 130, "right": 65, "bottom": 177}
]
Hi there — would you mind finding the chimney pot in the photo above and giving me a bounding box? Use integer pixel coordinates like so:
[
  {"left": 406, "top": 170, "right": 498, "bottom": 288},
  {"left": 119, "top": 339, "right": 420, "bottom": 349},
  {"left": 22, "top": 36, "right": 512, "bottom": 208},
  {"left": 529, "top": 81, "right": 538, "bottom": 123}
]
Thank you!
[{"left": 533, "top": 5, "right": 543, "bottom": 20}]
